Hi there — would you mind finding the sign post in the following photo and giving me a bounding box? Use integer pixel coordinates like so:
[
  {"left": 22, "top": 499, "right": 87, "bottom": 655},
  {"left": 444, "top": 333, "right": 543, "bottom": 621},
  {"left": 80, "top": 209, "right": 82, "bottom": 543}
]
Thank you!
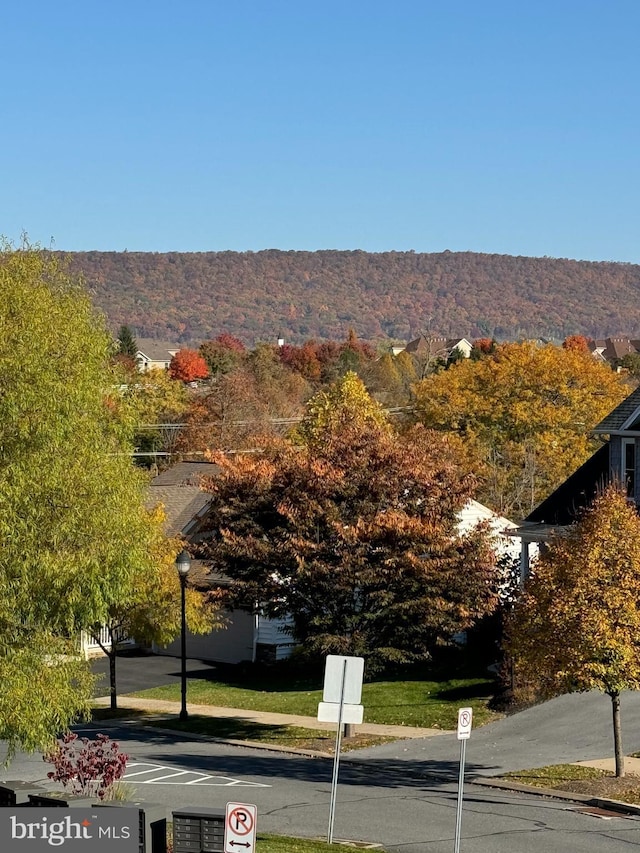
[
  {"left": 318, "top": 654, "right": 365, "bottom": 845},
  {"left": 454, "top": 707, "right": 472, "bottom": 853},
  {"left": 225, "top": 802, "right": 257, "bottom": 853}
]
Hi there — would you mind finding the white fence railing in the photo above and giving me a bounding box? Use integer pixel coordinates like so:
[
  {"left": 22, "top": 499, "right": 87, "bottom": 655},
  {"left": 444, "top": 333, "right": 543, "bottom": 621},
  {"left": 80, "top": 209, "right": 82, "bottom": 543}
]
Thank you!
[{"left": 81, "top": 625, "right": 135, "bottom": 658}]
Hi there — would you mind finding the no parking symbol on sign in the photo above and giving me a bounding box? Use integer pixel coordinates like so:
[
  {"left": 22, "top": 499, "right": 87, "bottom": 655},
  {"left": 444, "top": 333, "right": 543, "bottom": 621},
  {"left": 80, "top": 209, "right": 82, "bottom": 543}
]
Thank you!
[
  {"left": 225, "top": 802, "right": 257, "bottom": 853},
  {"left": 457, "top": 707, "right": 473, "bottom": 740}
]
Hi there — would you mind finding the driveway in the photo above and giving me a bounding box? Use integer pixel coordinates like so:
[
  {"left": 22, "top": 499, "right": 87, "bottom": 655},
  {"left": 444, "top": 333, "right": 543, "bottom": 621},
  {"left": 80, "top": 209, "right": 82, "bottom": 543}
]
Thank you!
[{"left": 90, "top": 650, "right": 218, "bottom": 697}]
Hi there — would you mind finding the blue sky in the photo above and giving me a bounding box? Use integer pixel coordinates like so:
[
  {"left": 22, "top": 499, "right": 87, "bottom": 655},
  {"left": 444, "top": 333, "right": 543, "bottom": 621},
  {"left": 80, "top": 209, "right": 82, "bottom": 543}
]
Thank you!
[{"left": 3, "top": 1, "right": 640, "bottom": 262}]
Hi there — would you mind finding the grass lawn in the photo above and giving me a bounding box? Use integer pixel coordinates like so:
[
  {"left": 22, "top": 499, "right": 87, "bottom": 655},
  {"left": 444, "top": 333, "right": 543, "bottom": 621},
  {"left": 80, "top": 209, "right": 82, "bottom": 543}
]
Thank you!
[
  {"left": 501, "top": 764, "right": 640, "bottom": 805},
  {"left": 144, "top": 714, "right": 394, "bottom": 753},
  {"left": 129, "top": 663, "right": 498, "bottom": 730},
  {"left": 90, "top": 706, "right": 393, "bottom": 752}
]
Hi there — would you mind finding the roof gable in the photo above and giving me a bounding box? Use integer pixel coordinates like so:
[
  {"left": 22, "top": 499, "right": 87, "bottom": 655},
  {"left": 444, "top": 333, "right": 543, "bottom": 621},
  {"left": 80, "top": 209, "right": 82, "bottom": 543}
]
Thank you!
[
  {"left": 525, "top": 443, "right": 610, "bottom": 525},
  {"left": 593, "top": 387, "right": 640, "bottom": 434}
]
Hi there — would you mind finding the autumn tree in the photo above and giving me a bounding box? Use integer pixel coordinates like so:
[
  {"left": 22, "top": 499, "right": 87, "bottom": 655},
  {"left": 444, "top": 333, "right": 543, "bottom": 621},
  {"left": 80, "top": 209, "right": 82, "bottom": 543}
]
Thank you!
[
  {"left": 177, "top": 368, "right": 274, "bottom": 453},
  {"left": 562, "top": 334, "right": 590, "bottom": 352},
  {"left": 169, "top": 348, "right": 209, "bottom": 383},
  {"left": 199, "top": 334, "right": 246, "bottom": 377},
  {"left": 90, "top": 508, "right": 218, "bottom": 709},
  {"left": 413, "top": 342, "right": 627, "bottom": 520},
  {"left": 199, "top": 373, "right": 499, "bottom": 672},
  {"left": 121, "top": 368, "right": 189, "bottom": 461},
  {"left": 0, "top": 243, "right": 170, "bottom": 756},
  {"left": 506, "top": 486, "right": 640, "bottom": 777}
]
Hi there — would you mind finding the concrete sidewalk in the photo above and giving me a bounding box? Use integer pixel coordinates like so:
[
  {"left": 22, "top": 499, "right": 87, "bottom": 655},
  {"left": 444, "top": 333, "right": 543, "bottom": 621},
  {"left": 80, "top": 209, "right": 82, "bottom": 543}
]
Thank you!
[
  {"left": 92, "top": 695, "right": 448, "bottom": 739},
  {"left": 576, "top": 757, "right": 640, "bottom": 775}
]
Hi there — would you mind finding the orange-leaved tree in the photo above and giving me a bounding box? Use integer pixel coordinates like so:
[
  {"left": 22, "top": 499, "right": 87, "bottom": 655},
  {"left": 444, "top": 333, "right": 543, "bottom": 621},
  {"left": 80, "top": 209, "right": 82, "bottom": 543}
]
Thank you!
[
  {"left": 506, "top": 485, "right": 640, "bottom": 777},
  {"left": 169, "top": 348, "right": 209, "bottom": 383},
  {"left": 198, "top": 373, "right": 499, "bottom": 673}
]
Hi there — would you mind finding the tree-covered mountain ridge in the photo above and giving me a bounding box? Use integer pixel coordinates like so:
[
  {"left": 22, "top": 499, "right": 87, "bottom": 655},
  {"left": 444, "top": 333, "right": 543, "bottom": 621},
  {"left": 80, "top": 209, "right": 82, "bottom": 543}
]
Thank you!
[{"left": 66, "top": 249, "right": 640, "bottom": 345}]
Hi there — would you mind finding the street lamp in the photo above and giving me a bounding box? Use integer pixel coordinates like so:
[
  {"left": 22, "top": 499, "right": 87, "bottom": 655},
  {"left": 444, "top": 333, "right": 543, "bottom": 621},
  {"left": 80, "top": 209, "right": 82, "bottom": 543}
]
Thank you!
[{"left": 175, "top": 549, "right": 191, "bottom": 721}]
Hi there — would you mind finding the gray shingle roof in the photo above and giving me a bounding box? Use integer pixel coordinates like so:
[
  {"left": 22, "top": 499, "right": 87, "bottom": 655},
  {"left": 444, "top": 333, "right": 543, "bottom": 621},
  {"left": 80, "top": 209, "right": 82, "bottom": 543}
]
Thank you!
[
  {"left": 593, "top": 387, "right": 640, "bottom": 433},
  {"left": 136, "top": 338, "right": 181, "bottom": 362},
  {"left": 147, "top": 461, "right": 219, "bottom": 536}
]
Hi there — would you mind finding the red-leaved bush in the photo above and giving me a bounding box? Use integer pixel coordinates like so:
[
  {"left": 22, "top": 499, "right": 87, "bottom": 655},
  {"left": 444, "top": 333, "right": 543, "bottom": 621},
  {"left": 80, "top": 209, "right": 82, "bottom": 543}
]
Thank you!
[{"left": 43, "top": 732, "right": 129, "bottom": 800}]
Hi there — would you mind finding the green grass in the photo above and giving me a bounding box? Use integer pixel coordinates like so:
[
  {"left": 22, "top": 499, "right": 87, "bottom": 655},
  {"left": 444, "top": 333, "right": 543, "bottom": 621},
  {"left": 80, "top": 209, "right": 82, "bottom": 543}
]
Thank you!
[
  {"left": 129, "top": 666, "right": 498, "bottom": 729},
  {"left": 502, "top": 764, "right": 610, "bottom": 788},
  {"left": 143, "top": 714, "right": 393, "bottom": 752}
]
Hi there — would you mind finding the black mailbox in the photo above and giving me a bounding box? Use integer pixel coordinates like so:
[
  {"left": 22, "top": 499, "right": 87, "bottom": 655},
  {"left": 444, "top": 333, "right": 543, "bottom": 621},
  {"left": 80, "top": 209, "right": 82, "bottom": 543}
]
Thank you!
[
  {"left": 0, "top": 781, "right": 47, "bottom": 806},
  {"left": 28, "top": 793, "right": 95, "bottom": 808},
  {"left": 173, "top": 807, "right": 225, "bottom": 853},
  {"left": 95, "top": 802, "right": 167, "bottom": 853}
]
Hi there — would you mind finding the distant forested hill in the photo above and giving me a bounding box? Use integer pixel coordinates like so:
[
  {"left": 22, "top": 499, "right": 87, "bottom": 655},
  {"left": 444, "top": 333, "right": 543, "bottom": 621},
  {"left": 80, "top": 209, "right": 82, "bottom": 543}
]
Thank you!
[{"left": 65, "top": 250, "right": 640, "bottom": 345}]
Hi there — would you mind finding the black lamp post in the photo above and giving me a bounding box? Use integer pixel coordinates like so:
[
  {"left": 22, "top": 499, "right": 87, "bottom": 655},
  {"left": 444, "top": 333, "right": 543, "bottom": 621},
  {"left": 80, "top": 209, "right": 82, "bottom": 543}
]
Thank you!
[{"left": 175, "top": 549, "right": 191, "bottom": 721}]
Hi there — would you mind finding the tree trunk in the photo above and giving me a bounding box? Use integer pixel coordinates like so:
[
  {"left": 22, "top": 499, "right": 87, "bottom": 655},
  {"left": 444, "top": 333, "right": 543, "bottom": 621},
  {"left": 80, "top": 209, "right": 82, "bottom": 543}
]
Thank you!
[
  {"left": 610, "top": 690, "right": 624, "bottom": 778},
  {"left": 109, "top": 627, "right": 118, "bottom": 712}
]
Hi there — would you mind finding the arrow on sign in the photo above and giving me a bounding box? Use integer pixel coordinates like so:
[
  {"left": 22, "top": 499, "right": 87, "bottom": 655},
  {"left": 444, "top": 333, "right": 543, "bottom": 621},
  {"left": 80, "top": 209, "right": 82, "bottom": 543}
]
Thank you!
[{"left": 229, "top": 843, "right": 251, "bottom": 848}]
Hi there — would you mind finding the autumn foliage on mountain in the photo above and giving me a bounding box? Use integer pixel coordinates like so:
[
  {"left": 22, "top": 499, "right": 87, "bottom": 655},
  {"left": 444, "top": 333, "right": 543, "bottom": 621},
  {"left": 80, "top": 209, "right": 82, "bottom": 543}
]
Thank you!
[{"left": 66, "top": 250, "right": 640, "bottom": 345}]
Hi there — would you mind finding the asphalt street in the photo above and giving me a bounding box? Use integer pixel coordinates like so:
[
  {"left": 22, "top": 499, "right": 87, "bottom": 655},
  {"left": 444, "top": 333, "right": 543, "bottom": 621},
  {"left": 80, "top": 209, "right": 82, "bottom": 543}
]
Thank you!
[{"left": 2, "top": 654, "right": 640, "bottom": 852}]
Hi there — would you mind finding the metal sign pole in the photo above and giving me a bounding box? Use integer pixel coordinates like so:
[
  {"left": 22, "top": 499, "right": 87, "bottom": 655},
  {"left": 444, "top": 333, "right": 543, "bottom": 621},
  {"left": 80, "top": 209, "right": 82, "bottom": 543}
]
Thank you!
[
  {"left": 327, "top": 658, "right": 348, "bottom": 844},
  {"left": 454, "top": 737, "right": 466, "bottom": 853}
]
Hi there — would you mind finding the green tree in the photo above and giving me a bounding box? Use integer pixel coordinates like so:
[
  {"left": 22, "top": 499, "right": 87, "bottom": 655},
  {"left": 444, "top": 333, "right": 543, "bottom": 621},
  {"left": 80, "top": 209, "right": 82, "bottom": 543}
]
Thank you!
[
  {"left": 200, "top": 373, "right": 499, "bottom": 672},
  {"left": 90, "top": 508, "right": 218, "bottom": 710},
  {"left": 506, "top": 486, "right": 640, "bottom": 777},
  {"left": 413, "top": 342, "right": 627, "bottom": 519},
  {"left": 0, "top": 243, "right": 169, "bottom": 756},
  {"left": 117, "top": 324, "right": 138, "bottom": 358}
]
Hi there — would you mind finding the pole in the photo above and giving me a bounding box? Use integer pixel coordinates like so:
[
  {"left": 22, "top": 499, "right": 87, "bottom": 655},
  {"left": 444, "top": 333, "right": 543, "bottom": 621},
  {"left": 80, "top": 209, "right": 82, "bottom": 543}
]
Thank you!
[
  {"left": 454, "top": 738, "right": 466, "bottom": 853},
  {"left": 179, "top": 574, "right": 188, "bottom": 721},
  {"left": 327, "top": 659, "right": 348, "bottom": 844}
]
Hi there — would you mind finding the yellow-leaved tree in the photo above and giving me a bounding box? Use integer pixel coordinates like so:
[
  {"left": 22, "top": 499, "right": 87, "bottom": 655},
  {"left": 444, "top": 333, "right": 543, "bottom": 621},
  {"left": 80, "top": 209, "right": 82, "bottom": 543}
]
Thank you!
[
  {"left": 413, "top": 341, "right": 627, "bottom": 520},
  {"left": 506, "top": 486, "right": 640, "bottom": 777}
]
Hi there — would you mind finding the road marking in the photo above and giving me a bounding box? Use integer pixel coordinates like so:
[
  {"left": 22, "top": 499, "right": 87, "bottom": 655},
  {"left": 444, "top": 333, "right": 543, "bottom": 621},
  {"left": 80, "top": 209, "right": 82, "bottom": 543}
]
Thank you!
[{"left": 123, "top": 762, "right": 270, "bottom": 787}]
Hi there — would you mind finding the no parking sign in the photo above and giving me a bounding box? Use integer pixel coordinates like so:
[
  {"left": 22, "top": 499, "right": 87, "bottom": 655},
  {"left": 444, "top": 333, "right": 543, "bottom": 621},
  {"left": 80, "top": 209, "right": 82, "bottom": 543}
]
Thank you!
[{"left": 225, "top": 802, "right": 257, "bottom": 853}]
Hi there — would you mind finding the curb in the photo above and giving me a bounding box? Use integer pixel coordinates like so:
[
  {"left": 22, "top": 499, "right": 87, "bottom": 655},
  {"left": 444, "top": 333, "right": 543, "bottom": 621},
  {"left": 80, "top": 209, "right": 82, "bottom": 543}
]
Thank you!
[
  {"left": 91, "top": 716, "right": 337, "bottom": 758},
  {"left": 471, "top": 776, "right": 640, "bottom": 817}
]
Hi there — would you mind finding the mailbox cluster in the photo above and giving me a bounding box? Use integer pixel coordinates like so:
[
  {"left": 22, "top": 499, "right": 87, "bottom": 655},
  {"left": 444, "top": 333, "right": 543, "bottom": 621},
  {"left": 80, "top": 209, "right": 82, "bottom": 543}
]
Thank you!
[{"left": 172, "top": 807, "right": 226, "bottom": 853}]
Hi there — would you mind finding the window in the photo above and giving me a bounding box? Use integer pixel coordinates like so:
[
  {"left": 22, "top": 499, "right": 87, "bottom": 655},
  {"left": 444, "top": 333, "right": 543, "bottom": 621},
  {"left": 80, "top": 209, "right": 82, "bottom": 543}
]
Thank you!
[{"left": 623, "top": 438, "right": 636, "bottom": 498}]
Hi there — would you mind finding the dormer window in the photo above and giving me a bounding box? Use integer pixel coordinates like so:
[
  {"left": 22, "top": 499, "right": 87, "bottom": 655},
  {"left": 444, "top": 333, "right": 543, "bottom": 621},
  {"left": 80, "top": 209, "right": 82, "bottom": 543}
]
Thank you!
[{"left": 623, "top": 438, "right": 636, "bottom": 498}]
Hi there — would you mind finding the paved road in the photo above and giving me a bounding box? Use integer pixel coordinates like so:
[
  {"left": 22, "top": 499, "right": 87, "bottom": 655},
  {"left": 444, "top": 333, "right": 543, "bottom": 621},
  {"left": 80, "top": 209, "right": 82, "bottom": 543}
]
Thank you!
[
  {"left": 6, "top": 719, "right": 638, "bottom": 853},
  {"left": 4, "top": 655, "right": 638, "bottom": 851}
]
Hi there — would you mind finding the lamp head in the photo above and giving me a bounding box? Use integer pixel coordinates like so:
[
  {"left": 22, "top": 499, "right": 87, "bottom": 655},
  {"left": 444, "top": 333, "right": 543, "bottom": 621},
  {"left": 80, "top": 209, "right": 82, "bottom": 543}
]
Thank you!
[{"left": 176, "top": 549, "right": 191, "bottom": 577}]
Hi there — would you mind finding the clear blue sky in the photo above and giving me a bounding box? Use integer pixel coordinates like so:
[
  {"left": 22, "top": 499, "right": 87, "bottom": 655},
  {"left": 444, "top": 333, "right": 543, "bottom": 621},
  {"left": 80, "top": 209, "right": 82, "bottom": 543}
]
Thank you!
[{"left": 3, "top": 1, "right": 640, "bottom": 262}]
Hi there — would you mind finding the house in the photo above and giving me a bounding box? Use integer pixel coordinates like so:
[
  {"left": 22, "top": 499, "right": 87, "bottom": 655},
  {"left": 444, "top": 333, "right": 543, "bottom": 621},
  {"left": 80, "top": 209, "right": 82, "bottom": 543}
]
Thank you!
[
  {"left": 136, "top": 338, "right": 181, "bottom": 372},
  {"left": 508, "top": 385, "right": 640, "bottom": 580},
  {"left": 402, "top": 335, "right": 473, "bottom": 360},
  {"left": 149, "top": 460, "right": 296, "bottom": 665},
  {"left": 589, "top": 337, "right": 640, "bottom": 365}
]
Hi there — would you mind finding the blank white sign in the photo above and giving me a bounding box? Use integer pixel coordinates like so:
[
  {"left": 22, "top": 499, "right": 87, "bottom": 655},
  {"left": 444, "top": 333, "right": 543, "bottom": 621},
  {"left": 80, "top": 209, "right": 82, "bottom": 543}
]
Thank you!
[
  {"left": 322, "top": 655, "right": 365, "bottom": 704},
  {"left": 317, "top": 702, "right": 364, "bottom": 724}
]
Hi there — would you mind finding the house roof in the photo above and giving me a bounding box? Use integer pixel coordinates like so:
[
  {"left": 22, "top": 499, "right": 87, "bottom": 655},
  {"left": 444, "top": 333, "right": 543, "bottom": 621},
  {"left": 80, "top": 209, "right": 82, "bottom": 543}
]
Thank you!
[
  {"left": 148, "top": 461, "right": 219, "bottom": 536},
  {"left": 593, "top": 386, "right": 640, "bottom": 434},
  {"left": 591, "top": 337, "right": 640, "bottom": 362},
  {"left": 404, "top": 336, "right": 470, "bottom": 355},
  {"left": 523, "top": 443, "right": 610, "bottom": 526},
  {"left": 136, "top": 338, "right": 181, "bottom": 362}
]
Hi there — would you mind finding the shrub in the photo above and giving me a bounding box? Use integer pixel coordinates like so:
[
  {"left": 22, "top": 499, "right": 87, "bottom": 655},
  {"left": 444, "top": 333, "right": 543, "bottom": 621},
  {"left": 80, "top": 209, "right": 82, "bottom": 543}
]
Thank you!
[{"left": 43, "top": 732, "right": 129, "bottom": 800}]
